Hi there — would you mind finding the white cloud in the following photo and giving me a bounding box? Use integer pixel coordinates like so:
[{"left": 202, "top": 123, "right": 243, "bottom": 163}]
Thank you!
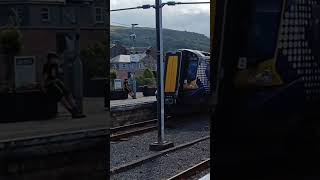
[{"left": 110, "top": 0, "right": 210, "bottom": 36}]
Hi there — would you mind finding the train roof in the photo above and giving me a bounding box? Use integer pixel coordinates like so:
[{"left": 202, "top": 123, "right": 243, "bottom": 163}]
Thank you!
[{"left": 177, "top": 49, "right": 210, "bottom": 58}]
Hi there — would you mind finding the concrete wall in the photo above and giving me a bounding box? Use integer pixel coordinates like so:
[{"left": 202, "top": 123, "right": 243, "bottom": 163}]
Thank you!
[
  {"left": 111, "top": 102, "right": 157, "bottom": 127},
  {"left": 0, "top": 1, "right": 108, "bottom": 27},
  {"left": 0, "top": 55, "right": 9, "bottom": 91},
  {"left": 16, "top": 28, "right": 107, "bottom": 83},
  {"left": 0, "top": 5, "right": 13, "bottom": 26}
]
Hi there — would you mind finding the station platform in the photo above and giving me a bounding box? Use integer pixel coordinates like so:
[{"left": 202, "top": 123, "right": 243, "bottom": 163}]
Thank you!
[
  {"left": 0, "top": 93, "right": 156, "bottom": 142},
  {"left": 199, "top": 174, "right": 210, "bottom": 180},
  {"left": 0, "top": 97, "right": 110, "bottom": 143},
  {"left": 110, "top": 92, "right": 156, "bottom": 109},
  {"left": 0, "top": 112, "right": 109, "bottom": 142},
  {"left": 110, "top": 93, "right": 157, "bottom": 126}
]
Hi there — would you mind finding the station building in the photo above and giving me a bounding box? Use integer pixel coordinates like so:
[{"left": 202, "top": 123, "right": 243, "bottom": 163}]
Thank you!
[{"left": 0, "top": 0, "right": 108, "bottom": 90}]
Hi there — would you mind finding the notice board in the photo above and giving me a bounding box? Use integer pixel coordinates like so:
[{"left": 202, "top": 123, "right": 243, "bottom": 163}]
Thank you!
[{"left": 14, "top": 56, "right": 36, "bottom": 89}]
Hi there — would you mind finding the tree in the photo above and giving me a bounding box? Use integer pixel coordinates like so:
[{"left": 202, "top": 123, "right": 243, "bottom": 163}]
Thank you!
[
  {"left": 0, "top": 27, "right": 22, "bottom": 56},
  {"left": 136, "top": 68, "right": 156, "bottom": 88},
  {"left": 109, "top": 70, "right": 117, "bottom": 90},
  {"left": 0, "top": 27, "right": 23, "bottom": 89},
  {"left": 110, "top": 69, "right": 117, "bottom": 80},
  {"left": 143, "top": 68, "right": 154, "bottom": 79},
  {"left": 81, "top": 42, "right": 107, "bottom": 79}
]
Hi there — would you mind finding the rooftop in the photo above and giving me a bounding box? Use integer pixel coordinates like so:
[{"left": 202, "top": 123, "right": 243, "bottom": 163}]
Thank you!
[
  {"left": 110, "top": 53, "right": 147, "bottom": 63},
  {"left": 110, "top": 55, "right": 130, "bottom": 63}
]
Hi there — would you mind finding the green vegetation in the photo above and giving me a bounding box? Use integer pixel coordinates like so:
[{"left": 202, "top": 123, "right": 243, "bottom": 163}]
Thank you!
[
  {"left": 81, "top": 42, "right": 107, "bottom": 79},
  {"left": 110, "top": 69, "right": 117, "bottom": 80},
  {"left": 110, "top": 26, "right": 210, "bottom": 52},
  {"left": 136, "top": 69, "right": 157, "bottom": 88},
  {"left": 0, "top": 27, "right": 22, "bottom": 56},
  {"left": 109, "top": 69, "right": 117, "bottom": 90}
]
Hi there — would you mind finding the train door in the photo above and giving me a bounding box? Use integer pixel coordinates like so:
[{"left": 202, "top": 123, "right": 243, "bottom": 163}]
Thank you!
[{"left": 164, "top": 51, "right": 182, "bottom": 105}]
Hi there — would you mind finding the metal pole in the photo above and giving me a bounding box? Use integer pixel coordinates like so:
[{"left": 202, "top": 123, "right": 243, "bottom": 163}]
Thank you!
[
  {"left": 73, "top": 6, "right": 83, "bottom": 113},
  {"left": 156, "top": 0, "right": 165, "bottom": 143},
  {"left": 131, "top": 24, "right": 138, "bottom": 49}
]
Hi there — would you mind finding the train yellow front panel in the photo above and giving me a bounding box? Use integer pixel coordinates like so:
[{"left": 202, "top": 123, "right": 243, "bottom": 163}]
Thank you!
[{"left": 165, "top": 56, "right": 178, "bottom": 93}]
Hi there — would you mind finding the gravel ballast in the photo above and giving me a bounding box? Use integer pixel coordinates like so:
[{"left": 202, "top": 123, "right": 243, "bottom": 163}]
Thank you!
[
  {"left": 110, "top": 114, "right": 210, "bottom": 168},
  {"left": 111, "top": 139, "right": 210, "bottom": 180}
]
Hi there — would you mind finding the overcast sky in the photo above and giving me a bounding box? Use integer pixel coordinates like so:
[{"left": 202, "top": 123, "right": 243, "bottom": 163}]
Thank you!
[{"left": 110, "top": 0, "right": 210, "bottom": 37}]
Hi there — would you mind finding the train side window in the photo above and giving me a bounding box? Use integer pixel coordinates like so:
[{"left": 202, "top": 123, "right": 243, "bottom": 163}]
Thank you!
[
  {"left": 242, "top": 0, "right": 283, "bottom": 63},
  {"left": 312, "top": 5, "right": 320, "bottom": 57}
]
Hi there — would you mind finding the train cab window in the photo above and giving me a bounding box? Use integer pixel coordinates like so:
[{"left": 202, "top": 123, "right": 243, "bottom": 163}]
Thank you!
[
  {"left": 182, "top": 52, "right": 199, "bottom": 90},
  {"left": 186, "top": 60, "right": 198, "bottom": 81},
  {"left": 243, "top": 0, "right": 283, "bottom": 62}
]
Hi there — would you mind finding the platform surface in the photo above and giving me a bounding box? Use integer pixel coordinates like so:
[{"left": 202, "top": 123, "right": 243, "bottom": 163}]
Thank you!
[
  {"left": 110, "top": 92, "right": 156, "bottom": 108},
  {"left": 0, "top": 97, "right": 110, "bottom": 142},
  {"left": 0, "top": 93, "right": 156, "bottom": 142}
]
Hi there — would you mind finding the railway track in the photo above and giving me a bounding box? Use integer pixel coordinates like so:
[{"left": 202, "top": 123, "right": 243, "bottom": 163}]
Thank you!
[
  {"left": 110, "top": 119, "right": 157, "bottom": 141},
  {"left": 110, "top": 116, "right": 174, "bottom": 141},
  {"left": 167, "top": 159, "right": 210, "bottom": 180},
  {"left": 111, "top": 136, "right": 210, "bottom": 175}
]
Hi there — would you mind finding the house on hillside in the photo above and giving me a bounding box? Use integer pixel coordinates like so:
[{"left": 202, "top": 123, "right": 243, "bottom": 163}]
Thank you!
[
  {"left": 110, "top": 51, "right": 157, "bottom": 80},
  {"left": 110, "top": 40, "right": 157, "bottom": 79},
  {"left": 0, "top": 0, "right": 108, "bottom": 87}
]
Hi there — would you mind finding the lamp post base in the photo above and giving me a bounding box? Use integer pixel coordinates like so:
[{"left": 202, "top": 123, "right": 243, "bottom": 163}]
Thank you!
[{"left": 149, "top": 141, "right": 174, "bottom": 151}]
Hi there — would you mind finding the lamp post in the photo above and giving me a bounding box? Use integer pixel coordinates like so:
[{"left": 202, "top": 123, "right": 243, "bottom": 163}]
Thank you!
[
  {"left": 149, "top": 0, "right": 174, "bottom": 151},
  {"left": 130, "top": 23, "right": 138, "bottom": 50}
]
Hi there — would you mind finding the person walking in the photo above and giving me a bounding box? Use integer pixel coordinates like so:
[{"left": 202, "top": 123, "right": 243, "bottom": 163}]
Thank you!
[{"left": 42, "top": 52, "right": 86, "bottom": 119}]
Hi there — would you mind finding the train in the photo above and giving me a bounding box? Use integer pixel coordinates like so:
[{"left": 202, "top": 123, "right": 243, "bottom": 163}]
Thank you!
[
  {"left": 211, "top": 0, "right": 320, "bottom": 178},
  {"left": 163, "top": 49, "right": 211, "bottom": 115},
  {"left": 153, "top": 0, "right": 320, "bottom": 118},
  {"left": 213, "top": 0, "right": 320, "bottom": 114}
]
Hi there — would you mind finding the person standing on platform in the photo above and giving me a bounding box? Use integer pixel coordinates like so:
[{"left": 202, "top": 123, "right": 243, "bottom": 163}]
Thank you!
[
  {"left": 128, "top": 72, "right": 137, "bottom": 99},
  {"left": 123, "top": 79, "right": 135, "bottom": 98}
]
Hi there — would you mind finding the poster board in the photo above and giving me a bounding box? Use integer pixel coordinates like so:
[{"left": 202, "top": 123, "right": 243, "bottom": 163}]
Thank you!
[
  {"left": 114, "top": 79, "right": 122, "bottom": 90},
  {"left": 14, "top": 56, "right": 36, "bottom": 89}
]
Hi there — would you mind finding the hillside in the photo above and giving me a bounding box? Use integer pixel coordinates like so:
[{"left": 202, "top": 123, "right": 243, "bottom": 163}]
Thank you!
[{"left": 110, "top": 26, "right": 210, "bottom": 52}]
